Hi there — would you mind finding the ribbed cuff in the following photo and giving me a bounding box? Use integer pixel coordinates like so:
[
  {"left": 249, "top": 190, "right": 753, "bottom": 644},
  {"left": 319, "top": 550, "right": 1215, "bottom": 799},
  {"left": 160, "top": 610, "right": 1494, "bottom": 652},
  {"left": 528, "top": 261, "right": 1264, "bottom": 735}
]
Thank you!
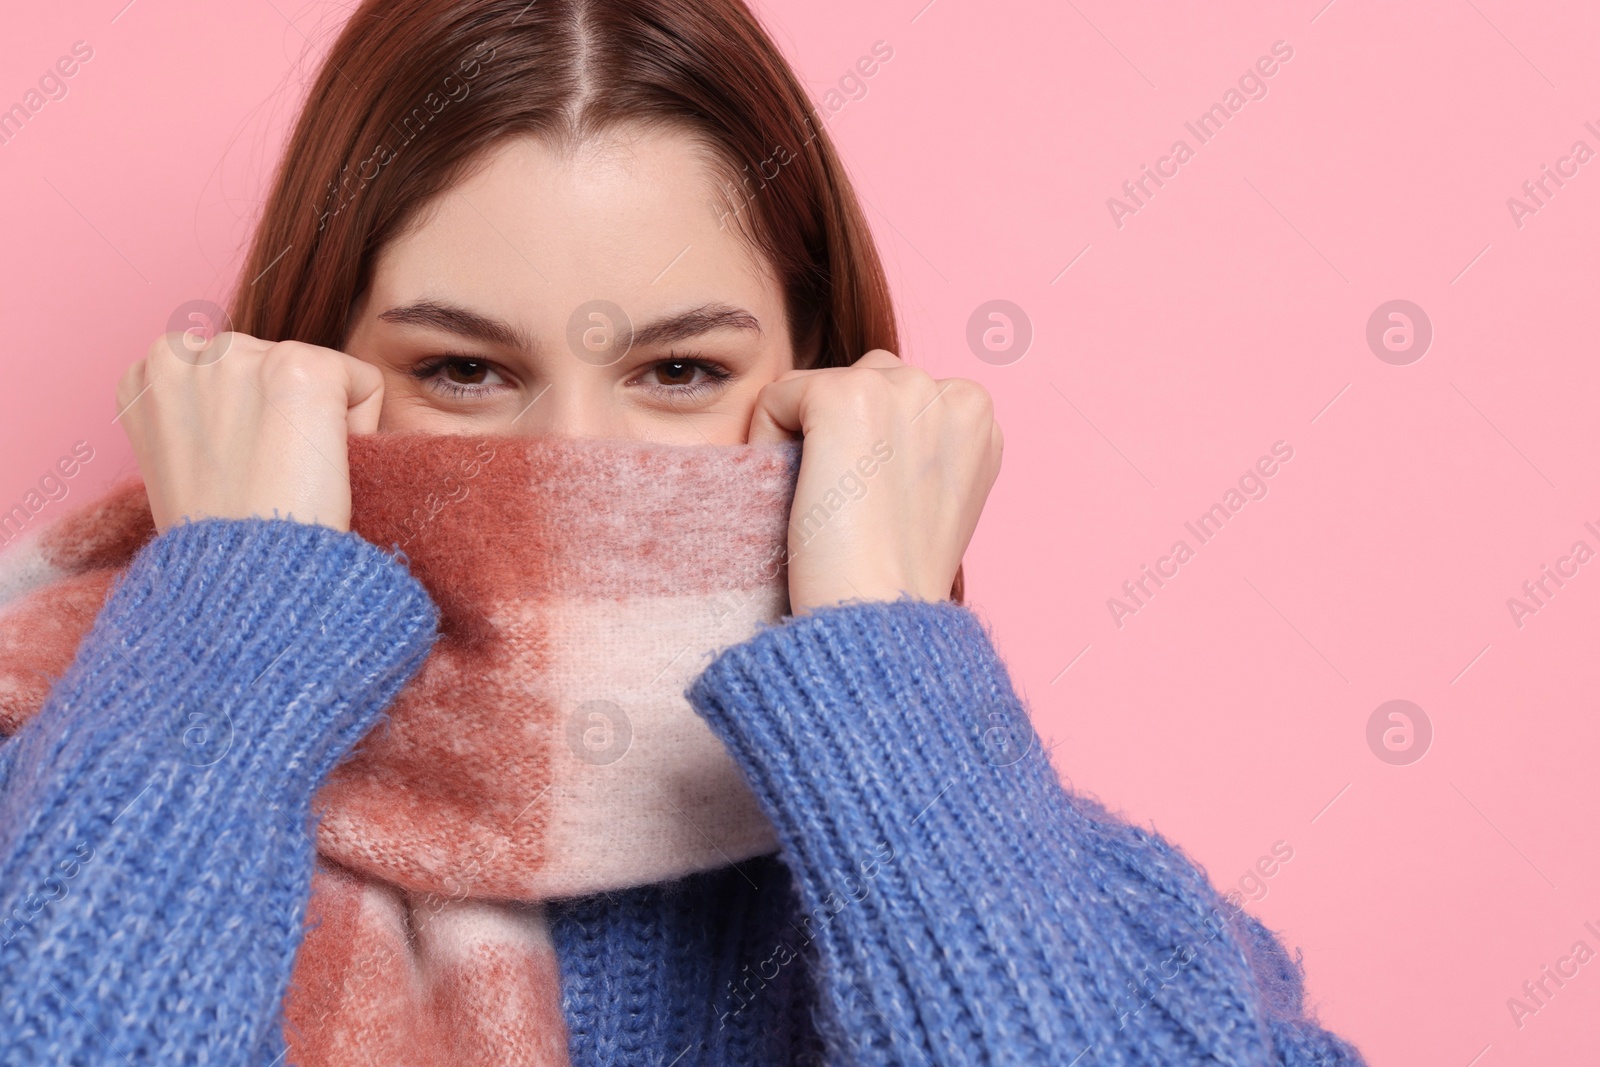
[
  {"left": 686, "top": 595, "right": 1059, "bottom": 878},
  {"left": 12, "top": 516, "right": 441, "bottom": 833}
]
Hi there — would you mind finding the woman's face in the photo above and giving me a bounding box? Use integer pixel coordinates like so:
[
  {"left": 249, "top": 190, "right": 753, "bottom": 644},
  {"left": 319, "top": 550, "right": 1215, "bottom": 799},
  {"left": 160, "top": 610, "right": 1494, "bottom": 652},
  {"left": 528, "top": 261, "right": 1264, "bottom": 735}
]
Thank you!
[{"left": 342, "top": 127, "right": 801, "bottom": 445}]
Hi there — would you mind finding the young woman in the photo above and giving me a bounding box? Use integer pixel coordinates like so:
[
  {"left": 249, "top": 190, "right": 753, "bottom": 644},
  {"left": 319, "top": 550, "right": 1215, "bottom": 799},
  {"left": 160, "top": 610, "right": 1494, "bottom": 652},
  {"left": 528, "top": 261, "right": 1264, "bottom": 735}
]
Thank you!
[{"left": 0, "top": 0, "right": 1368, "bottom": 1063}]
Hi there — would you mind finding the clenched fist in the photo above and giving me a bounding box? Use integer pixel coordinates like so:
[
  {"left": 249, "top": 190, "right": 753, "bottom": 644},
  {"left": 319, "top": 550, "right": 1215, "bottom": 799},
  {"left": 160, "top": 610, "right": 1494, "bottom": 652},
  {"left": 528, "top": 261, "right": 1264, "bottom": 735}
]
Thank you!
[{"left": 115, "top": 332, "right": 384, "bottom": 535}]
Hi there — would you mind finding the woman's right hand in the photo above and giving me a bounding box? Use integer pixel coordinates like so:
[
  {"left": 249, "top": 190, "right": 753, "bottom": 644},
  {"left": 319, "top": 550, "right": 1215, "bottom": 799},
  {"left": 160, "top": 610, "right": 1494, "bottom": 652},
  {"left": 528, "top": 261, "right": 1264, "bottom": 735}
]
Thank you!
[{"left": 115, "top": 331, "right": 386, "bottom": 535}]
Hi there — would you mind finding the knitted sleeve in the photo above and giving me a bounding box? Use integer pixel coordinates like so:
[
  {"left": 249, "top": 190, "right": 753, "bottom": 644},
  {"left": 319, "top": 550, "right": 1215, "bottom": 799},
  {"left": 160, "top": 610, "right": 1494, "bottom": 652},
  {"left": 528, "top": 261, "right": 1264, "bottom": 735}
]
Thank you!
[
  {"left": 685, "top": 595, "right": 1369, "bottom": 1067},
  {"left": 0, "top": 517, "right": 440, "bottom": 1066}
]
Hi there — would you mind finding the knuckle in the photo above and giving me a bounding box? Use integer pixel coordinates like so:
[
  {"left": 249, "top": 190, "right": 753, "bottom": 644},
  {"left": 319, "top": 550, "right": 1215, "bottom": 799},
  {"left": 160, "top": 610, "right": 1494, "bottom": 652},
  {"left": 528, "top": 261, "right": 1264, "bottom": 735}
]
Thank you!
[
  {"left": 266, "top": 339, "right": 313, "bottom": 363},
  {"left": 206, "top": 331, "right": 245, "bottom": 362},
  {"left": 263, "top": 342, "right": 329, "bottom": 388},
  {"left": 146, "top": 332, "right": 187, "bottom": 365},
  {"left": 897, "top": 367, "right": 937, "bottom": 398},
  {"left": 947, "top": 378, "right": 994, "bottom": 417}
]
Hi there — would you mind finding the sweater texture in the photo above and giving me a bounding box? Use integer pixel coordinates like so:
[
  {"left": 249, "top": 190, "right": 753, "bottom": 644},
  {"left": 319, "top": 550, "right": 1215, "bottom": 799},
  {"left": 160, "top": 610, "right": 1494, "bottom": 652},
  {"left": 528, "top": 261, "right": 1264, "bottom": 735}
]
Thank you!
[{"left": 0, "top": 517, "right": 1369, "bottom": 1065}]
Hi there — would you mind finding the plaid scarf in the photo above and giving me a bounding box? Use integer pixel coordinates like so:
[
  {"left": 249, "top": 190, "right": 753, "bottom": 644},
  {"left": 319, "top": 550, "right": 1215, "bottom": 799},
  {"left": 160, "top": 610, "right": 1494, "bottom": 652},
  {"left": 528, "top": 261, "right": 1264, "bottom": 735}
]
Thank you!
[{"left": 0, "top": 431, "right": 803, "bottom": 1065}]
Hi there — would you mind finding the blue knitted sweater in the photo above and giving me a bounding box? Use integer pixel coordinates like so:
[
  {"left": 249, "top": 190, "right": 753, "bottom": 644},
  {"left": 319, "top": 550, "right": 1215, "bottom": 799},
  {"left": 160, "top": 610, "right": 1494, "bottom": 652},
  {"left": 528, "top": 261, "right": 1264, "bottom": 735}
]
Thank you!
[{"left": 0, "top": 518, "right": 1368, "bottom": 1065}]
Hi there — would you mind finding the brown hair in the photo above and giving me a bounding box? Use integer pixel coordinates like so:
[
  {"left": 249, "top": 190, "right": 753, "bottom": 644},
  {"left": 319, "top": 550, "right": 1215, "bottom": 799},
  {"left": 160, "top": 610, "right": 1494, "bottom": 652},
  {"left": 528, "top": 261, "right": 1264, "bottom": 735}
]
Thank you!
[{"left": 225, "top": 0, "right": 964, "bottom": 603}]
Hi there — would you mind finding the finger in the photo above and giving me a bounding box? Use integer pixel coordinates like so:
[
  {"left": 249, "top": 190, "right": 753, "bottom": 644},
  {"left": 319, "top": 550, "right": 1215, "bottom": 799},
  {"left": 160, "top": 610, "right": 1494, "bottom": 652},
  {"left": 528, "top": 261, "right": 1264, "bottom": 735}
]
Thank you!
[
  {"left": 113, "top": 360, "right": 151, "bottom": 479},
  {"left": 114, "top": 358, "right": 148, "bottom": 420},
  {"left": 150, "top": 330, "right": 210, "bottom": 372},
  {"left": 343, "top": 355, "right": 386, "bottom": 435},
  {"left": 852, "top": 348, "right": 903, "bottom": 370},
  {"left": 745, "top": 373, "right": 812, "bottom": 445}
]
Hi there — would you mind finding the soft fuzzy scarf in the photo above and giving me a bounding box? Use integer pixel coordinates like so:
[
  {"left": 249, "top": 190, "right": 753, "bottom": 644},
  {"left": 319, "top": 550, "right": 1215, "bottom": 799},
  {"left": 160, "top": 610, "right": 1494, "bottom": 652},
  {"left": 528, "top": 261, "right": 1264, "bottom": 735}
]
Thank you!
[{"left": 0, "top": 431, "right": 804, "bottom": 1065}]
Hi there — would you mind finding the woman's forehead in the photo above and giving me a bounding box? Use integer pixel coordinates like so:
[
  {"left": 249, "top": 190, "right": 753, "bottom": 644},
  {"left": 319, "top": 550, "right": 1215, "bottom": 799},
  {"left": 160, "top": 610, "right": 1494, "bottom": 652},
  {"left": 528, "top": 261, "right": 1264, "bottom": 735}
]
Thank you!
[{"left": 368, "top": 129, "right": 782, "bottom": 340}]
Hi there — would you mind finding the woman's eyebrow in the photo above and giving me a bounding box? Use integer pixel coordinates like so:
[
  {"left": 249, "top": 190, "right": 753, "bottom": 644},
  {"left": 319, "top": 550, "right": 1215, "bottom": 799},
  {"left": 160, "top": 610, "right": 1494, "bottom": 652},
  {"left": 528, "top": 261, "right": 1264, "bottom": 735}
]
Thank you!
[
  {"left": 629, "top": 303, "right": 762, "bottom": 348},
  {"left": 377, "top": 300, "right": 533, "bottom": 352},
  {"left": 375, "top": 299, "right": 761, "bottom": 352}
]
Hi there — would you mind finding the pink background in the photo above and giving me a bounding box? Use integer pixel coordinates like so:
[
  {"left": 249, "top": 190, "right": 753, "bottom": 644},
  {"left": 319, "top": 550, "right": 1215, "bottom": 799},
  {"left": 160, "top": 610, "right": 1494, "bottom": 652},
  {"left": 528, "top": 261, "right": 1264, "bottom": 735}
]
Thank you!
[{"left": 3, "top": 1, "right": 1598, "bottom": 1062}]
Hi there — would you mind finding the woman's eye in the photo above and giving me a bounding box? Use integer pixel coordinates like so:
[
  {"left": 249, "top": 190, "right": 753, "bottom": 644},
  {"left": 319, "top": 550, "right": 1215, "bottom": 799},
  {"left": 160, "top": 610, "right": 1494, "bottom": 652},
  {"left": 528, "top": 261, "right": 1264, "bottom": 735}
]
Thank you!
[
  {"left": 651, "top": 361, "right": 698, "bottom": 386},
  {"left": 439, "top": 358, "right": 492, "bottom": 386},
  {"left": 411, "top": 356, "right": 507, "bottom": 398},
  {"left": 639, "top": 357, "right": 733, "bottom": 400}
]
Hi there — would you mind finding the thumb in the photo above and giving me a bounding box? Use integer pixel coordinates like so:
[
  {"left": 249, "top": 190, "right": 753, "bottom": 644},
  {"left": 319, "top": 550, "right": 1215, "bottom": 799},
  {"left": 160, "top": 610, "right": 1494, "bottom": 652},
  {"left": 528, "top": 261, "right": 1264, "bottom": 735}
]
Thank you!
[
  {"left": 744, "top": 372, "right": 809, "bottom": 445},
  {"left": 343, "top": 355, "right": 386, "bottom": 435}
]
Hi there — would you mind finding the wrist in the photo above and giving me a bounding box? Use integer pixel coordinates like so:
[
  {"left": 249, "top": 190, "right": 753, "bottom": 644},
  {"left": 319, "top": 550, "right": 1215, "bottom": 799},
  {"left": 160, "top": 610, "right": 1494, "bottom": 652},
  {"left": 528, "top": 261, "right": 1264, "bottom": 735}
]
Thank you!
[{"left": 789, "top": 580, "right": 928, "bottom": 616}]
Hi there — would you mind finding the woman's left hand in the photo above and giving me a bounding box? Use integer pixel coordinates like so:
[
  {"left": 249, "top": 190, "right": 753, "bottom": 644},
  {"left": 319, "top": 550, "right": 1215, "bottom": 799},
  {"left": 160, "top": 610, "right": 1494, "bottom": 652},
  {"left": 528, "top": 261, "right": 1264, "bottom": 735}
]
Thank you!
[{"left": 747, "top": 349, "right": 1002, "bottom": 616}]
